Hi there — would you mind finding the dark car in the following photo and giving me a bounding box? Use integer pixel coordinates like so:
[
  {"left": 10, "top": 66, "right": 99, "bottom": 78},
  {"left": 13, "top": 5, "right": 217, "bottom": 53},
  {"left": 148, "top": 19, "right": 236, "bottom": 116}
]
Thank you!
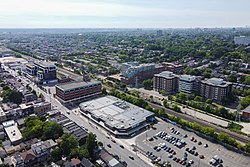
[
  {"left": 198, "top": 141, "right": 202, "bottom": 145},
  {"left": 107, "top": 144, "right": 111, "bottom": 148},
  {"left": 120, "top": 145, "right": 124, "bottom": 149},
  {"left": 129, "top": 156, "right": 134, "bottom": 160}
]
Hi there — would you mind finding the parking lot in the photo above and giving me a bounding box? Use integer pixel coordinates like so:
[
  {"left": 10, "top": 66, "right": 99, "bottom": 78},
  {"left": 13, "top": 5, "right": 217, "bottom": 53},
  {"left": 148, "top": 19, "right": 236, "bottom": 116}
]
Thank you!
[{"left": 135, "top": 119, "right": 250, "bottom": 167}]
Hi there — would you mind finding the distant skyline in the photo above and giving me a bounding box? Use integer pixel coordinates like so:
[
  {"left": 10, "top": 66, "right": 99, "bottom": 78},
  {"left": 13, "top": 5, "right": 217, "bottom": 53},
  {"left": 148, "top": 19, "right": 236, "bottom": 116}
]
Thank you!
[{"left": 0, "top": 0, "right": 250, "bottom": 28}]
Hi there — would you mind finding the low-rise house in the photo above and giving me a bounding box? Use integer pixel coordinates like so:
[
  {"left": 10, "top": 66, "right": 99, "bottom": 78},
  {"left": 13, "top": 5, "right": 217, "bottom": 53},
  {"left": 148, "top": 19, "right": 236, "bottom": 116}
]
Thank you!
[
  {"left": 33, "top": 101, "right": 51, "bottom": 116},
  {"left": 31, "top": 139, "right": 57, "bottom": 163},
  {"left": 63, "top": 158, "right": 81, "bottom": 167},
  {"left": 81, "top": 157, "right": 95, "bottom": 167},
  {"left": 20, "top": 149, "right": 37, "bottom": 167},
  {"left": 12, "top": 152, "right": 24, "bottom": 167},
  {"left": 242, "top": 104, "right": 250, "bottom": 121}
]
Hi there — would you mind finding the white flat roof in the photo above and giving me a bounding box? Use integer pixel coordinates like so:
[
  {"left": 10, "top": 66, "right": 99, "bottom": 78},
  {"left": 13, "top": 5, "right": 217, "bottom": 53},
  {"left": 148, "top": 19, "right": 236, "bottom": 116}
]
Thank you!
[
  {"left": 79, "top": 96, "right": 154, "bottom": 130},
  {"left": 4, "top": 123, "right": 22, "bottom": 143}
]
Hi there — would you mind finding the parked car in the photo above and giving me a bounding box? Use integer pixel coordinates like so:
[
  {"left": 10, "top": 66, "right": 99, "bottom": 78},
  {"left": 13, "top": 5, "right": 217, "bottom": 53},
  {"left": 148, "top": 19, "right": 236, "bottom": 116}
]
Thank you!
[
  {"left": 204, "top": 144, "right": 208, "bottom": 148},
  {"left": 107, "top": 144, "right": 111, "bottom": 148}
]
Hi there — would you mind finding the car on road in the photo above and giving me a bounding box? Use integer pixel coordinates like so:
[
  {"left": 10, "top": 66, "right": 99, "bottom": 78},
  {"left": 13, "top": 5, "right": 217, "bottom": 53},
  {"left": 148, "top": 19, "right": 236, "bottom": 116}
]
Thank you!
[
  {"left": 107, "top": 144, "right": 111, "bottom": 148},
  {"left": 111, "top": 139, "right": 116, "bottom": 143},
  {"left": 120, "top": 145, "right": 124, "bottom": 149},
  {"left": 129, "top": 156, "right": 134, "bottom": 160}
]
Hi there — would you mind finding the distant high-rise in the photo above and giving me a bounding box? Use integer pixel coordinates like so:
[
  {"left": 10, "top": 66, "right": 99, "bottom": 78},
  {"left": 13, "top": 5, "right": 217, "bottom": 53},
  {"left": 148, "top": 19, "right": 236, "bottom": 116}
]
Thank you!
[{"left": 156, "top": 30, "right": 163, "bottom": 37}]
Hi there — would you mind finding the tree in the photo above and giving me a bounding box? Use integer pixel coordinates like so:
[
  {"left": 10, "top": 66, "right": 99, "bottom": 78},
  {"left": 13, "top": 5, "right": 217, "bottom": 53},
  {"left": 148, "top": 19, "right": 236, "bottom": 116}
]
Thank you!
[
  {"left": 51, "top": 147, "right": 62, "bottom": 161},
  {"left": 243, "top": 75, "right": 250, "bottom": 85},
  {"left": 244, "top": 143, "right": 250, "bottom": 153},
  {"left": 194, "top": 96, "right": 202, "bottom": 102},
  {"left": 0, "top": 89, "right": 23, "bottom": 104},
  {"left": 227, "top": 74, "right": 237, "bottom": 82},
  {"left": 205, "top": 98, "right": 213, "bottom": 104},
  {"left": 60, "top": 133, "right": 79, "bottom": 156},
  {"left": 42, "top": 122, "right": 63, "bottom": 140},
  {"left": 85, "top": 132, "right": 97, "bottom": 157},
  {"left": 102, "top": 87, "right": 107, "bottom": 95},
  {"left": 160, "top": 90, "right": 167, "bottom": 96},
  {"left": 240, "top": 96, "right": 250, "bottom": 109},
  {"left": 142, "top": 79, "right": 153, "bottom": 90}
]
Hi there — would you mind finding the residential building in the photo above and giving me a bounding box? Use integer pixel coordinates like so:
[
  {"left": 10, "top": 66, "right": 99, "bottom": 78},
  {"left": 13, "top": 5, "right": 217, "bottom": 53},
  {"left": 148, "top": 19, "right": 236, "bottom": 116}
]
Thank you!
[
  {"left": 55, "top": 81, "right": 102, "bottom": 105},
  {"left": 199, "top": 78, "right": 232, "bottom": 102},
  {"left": 234, "top": 36, "right": 250, "bottom": 45},
  {"left": 12, "top": 152, "right": 24, "bottom": 167},
  {"left": 26, "top": 61, "right": 57, "bottom": 84},
  {"left": 98, "top": 148, "right": 125, "bottom": 167},
  {"left": 162, "top": 62, "right": 184, "bottom": 74},
  {"left": 79, "top": 96, "right": 155, "bottom": 137},
  {"left": 33, "top": 101, "right": 51, "bottom": 116},
  {"left": 153, "top": 71, "right": 178, "bottom": 94},
  {"left": 178, "top": 75, "right": 198, "bottom": 94},
  {"left": 81, "top": 157, "right": 95, "bottom": 167},
  {"left": 3, "top": 120, "right": 22, "bottom": 145},
  {"left": 242, "top": 104, "right": 250, "bottom": 121},
  {"left": 63, "top": 158, "right": 81, "bottom": 167},
  {"left": 120, "top": 62, "right": 164, "bottom": 86},
  {"left": 20, "top": 149, "right": 37, "bottom": 167},
  {"left": 31, "top": 139, "right": 57, "bottom": 163},
  {"left": 0, "top": 107, "right": 7, "bottom": 123}
]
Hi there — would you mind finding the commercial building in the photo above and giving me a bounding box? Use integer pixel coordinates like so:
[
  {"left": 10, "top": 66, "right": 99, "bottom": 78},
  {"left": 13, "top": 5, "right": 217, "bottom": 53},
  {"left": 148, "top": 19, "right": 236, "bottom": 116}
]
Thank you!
[
  {"left": 79, "top": 96, "right": 155, "bottom": 137},
  {"left": 3, "top": 120, "right": 22, "bottom": 145},
  {"left": 120, "top": 62, "right": 164, "bottom": 86},
  {"left": 26, "top": 61, "right": 57, "bottom": 84},
  {"left": 178, "top": 75, "right": 198, "bottom": 94},
  {"left": 50, "top": 114, "right": 88, "bottom": 141},
  {"left": 153, "top": 71, "right": 178, "bottom": 94},
  {"left": 199, "top": 78, "right": 232, "bottom": 102},
  {"left": 55, "top": 81, "right": 102, "bottom": 105},
  {"left": 234, "top": 36, "right": 250, "bottom": 45}
]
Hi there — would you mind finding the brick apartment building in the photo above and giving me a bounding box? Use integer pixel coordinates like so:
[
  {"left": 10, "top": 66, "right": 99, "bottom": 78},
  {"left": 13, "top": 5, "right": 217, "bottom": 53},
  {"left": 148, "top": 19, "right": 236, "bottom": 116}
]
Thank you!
[
  {"left": 199, "top": 78, "right": 232, "bottom": 103},
  {"left": 55, "top": 81, "right": 102, "bottom": 105},
  {"left": 162, "top": 62, "right": 184, "bottom": 74},
  {"left": 153, "top": 71, "right": 178, "bottom": 94}
]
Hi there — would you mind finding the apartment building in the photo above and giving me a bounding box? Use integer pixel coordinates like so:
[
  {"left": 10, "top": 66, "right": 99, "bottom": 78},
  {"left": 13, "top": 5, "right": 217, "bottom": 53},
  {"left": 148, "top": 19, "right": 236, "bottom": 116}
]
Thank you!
[
  {"left": 162, "top": 62, "right": 184, "bottom": 74},
  {"left": 153, "top": 71, "right": 178, "bottom": 94},
  {"left": 55, "top": 81, "right": 102, "bottom": 105},
  {"left": 178, "top": 75, "right": 198, "bottom": 94},
  {"left": 199, "top": 78, "right": 232, "bottom": 102},
  {"left": 121, "top": 62, "right": 164, "bottom": 86}
]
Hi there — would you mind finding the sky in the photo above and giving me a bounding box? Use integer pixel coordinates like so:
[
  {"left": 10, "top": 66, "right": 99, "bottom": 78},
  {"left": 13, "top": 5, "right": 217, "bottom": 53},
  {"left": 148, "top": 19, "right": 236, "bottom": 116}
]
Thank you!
[{"left": 0, "top": 0, "right": 249, "bottom": 28}]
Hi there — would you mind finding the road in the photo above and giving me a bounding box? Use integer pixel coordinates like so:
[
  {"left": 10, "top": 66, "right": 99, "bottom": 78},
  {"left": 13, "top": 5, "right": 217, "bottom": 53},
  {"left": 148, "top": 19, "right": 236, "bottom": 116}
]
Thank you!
[{"left": 6, "top": 66, "right": 150, "bottom": 167}]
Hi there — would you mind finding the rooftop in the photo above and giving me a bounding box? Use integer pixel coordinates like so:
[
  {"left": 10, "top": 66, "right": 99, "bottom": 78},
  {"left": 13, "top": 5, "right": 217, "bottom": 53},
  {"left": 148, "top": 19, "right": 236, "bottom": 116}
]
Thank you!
[
  {"left": 34, "top": 61, "right": 56, "bottom": 68},
  {"left": 243, "top": 104, "right": 250, "bottom": 114},
  {"left": 155, "top": 71, "right": 176, "bottom": 79},
  {"left": 56, "top": 80, "right": 101, "bottom": 92},
  {"left": 202, "top": 78, "right": 231, "bottom": 87},
  {"left": 4, "top": 122, "right": 22, "bottom": 143},
  {"left": 179, "top": 75, "right": 197, "bottom": 81},
  {"left": 79, "top": 96, "right": 154, "bottom": 130}
]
